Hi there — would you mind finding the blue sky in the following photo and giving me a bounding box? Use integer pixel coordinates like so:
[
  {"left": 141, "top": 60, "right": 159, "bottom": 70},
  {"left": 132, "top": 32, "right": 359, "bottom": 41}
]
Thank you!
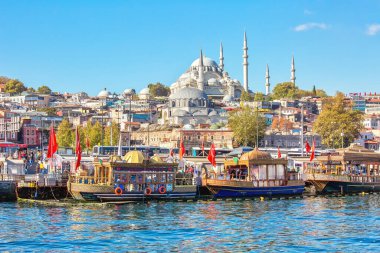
[{"left": 0, "top": 0, "right": 380, "bottom": 96}]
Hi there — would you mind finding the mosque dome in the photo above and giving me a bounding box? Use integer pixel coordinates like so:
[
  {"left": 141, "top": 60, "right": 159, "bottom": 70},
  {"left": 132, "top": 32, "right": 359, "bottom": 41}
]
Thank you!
[
  {"left": 191, "top": 57, "right": 219, "bottom": 69},
  {"left": 149, "top": 154, "right": 164, "bottom": 164},
  {"left": 183, "top": 124, "right": 195, "bottom": 130},
  {"left": 122, "top": 150, "right": 145, "bottom": 164},
  {"left": 240, "top": 148, "right": 272, "bottom": 161},
  {"left": 123, "top": 88, "right": 135, "bottom": 96},
  {"left": 97, "top": 88, "right": 111, "bottom": 98},
  {"left": 208, "top": 78, "right": 218, "bottom": 85},
  {"left": 139, "top": 88, "right": 150, "bottom": 95},
  {"left": 169, "top": 87, "right": 207, "bottom": 100}
]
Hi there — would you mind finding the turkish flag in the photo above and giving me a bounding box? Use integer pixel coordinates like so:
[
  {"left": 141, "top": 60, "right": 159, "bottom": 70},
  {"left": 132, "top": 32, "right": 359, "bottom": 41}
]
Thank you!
[
  {"left": 208, "top": 143, "right": 216, "bottom": 167},
  {"left": 47, "top": 125, "right": 58, "bottom": 158},
  {"left": 179, "top": 139, "right": 185, "bottom": 159},
  {"left": 277, "top": 147, "right": 282, "bottom": 158},
  {"left": 305, "top": 140, "right": 311, "bottom": 154},
  {"left": 75, "top": 127, "right": 82, "bottom": 170},
  {"left": 309, "top": 139, "right": 315, "bottom": 161}
]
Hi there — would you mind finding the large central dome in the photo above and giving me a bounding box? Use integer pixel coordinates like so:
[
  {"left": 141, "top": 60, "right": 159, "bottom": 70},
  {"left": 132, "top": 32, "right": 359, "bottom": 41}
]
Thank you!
[{"left": 190, "top": 56, "right": 219, "bottom": 68}]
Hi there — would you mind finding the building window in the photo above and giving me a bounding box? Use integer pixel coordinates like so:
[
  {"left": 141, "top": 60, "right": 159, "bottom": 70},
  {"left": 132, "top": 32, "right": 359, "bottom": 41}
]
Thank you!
[{"left": 27, "top": 130, "right": 29, "bottom": 135}]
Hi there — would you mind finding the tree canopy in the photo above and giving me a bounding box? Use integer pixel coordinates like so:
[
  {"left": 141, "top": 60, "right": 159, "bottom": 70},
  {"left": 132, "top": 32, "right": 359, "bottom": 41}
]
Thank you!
[
  {"left": 254, "top": 92, "right": 265, "bottom": 102},
  {"left": 37, "top": 85, "right": 52, "bottom": 94},
  {"left": 313, "top": 92, "right": 364, "bottom": 148},
  {"left": 228, "top": 106, "right": 266, "bottom": 147},
  {"left": 240, "top": 90, "right": 253, "bottom": 102},
  {"left": 0, "top": 76, "right": 10, "bottom": 84},
  {"left": 56, "top": 119, "right": 74, "bottom": 148},
  {"left": 4, "top": 79, "right": 27, "bottom": 94},
  {"left": 148, "top": 82, "right": 170, "bottom": 97},
  {"left": 271, "top": 82, "right": 328, "bottom": 99},
  {"left": 104, "top": 121, "right": 120, "bottom": 146}
]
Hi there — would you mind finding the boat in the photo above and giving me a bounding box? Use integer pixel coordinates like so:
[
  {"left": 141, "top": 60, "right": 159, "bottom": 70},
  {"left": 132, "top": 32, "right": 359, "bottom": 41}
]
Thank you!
[
  {"left": 304, "top": 144, "right": 380, "bottom": 194},
  {"left": 203, "top": 148, "right": 305, "bottom": 198},
  {"left": 68, "top": 150, "right": 198, "bottom": 202}
]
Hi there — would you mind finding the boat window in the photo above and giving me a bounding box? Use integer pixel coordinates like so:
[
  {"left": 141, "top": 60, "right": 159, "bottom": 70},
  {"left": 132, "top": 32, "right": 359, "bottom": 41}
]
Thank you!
[{"left": 268, "top": 165, "right": 276, "bottom": 180}]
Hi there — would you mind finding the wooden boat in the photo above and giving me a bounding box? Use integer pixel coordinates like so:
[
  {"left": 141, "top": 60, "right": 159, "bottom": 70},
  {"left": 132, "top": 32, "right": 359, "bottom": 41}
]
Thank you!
[
  {"left": 203, "top": 148, "right": 305, "bottom": 198},
  {"left": 68, "top": 150, "right": 197, "bottom": 202},
  {"left": 304, "top": 144, "right": 380, "bottom": 194}
]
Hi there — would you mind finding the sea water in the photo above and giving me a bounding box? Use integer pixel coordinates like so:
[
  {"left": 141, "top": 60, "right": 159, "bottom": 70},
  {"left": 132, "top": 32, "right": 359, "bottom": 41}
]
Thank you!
[{"left": 0, "top": 195, "right": 379, "bottom": 252}]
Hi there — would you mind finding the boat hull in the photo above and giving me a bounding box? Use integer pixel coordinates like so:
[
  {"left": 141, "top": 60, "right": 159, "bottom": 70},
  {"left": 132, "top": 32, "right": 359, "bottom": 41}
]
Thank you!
[
  {"left": 68, "top": 181, "right": 198, "bottom": 202},
  {"left": 205, "top": 180, "right": 304, "bottom": 198},
  {"left": 0, "top": 181, "right": 17, "bottom": 201},
  {"left": 311, "top": 180, "right": 380, "bottom": 194}
]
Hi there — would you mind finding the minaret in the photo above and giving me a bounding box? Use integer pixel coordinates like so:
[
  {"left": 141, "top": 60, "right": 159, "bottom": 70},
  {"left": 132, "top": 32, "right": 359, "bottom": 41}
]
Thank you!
[
  {"left": 219, "top": 42, "right": 224, "bottom": 72},
  {"left": 291, "top": 55, "right": 296, "bottom": 85},
  {"left": 198, "top": 50, "right": 204, "bottom": 90},
  {"left": 265, "top": 64, "right": 270, "bottom": 95},
  {"left": 243, "top": 32, "right": 249, "bottom": 92}
]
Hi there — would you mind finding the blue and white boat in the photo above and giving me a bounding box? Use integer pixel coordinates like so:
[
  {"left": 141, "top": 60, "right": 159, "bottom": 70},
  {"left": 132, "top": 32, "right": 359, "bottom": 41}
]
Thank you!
[{"left": 203, "top": 148, "right": 304, "bottom": 198}]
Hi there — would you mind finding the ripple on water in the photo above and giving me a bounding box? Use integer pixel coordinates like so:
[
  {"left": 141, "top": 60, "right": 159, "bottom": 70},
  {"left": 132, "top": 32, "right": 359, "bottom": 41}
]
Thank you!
[{"left": 0, "top": 195, "right": 380, "bottom": 252}]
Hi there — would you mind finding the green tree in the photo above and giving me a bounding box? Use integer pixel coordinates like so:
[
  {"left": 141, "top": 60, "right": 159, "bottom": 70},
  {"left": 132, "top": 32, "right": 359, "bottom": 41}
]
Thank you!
[
  {"left": 0, "top": 76, "right": 10, "bottom": 84},
  {"left": 312, "top": 85, "right": 317, "bottom": 96},
  {"left": 313, "top": 92, "right": 364, "bottom": 148},
  {"left": 228, "top": 106, "right": 266, "bottom": 147},
  {"left": 4, "top": 79, "right": 27, "bottom": 94},
  {"left": 36, "top": 107, "right": 57, "bottom": 116},
  {"left": 148, "top": 82, "right": 170, "bottom": 97},
  {"left": 254, "top": 92, "right": 265, "bottom": 102},
  {"left": 240, "top": 90, "right": 253, "bottom": 102},
  {"left": 316, "top": 89, "right": 328, "bottom": 97},
  {"left": 104, "top": 121, "right": 120, "bottom": 146},
  {"left": 90, "top": 121, "right": 102, "bottom": 147},
  {"left": 271, "top": 82, "right": 299, "bottom": 99},
  {"left": 37, "top": 85, "right": 52, "bottom": 94},
  {"left": 26, "top": 87, "right": 36, "bottom": 93},
  {"left": 56, "top": 119, "right": 74, "bottom": 147}
]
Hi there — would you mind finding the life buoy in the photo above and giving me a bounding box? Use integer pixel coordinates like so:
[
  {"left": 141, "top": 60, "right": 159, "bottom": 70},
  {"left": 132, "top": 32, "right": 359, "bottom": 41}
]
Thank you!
[
  {"left": 115, "top": 187, "right": 123, "bottom": 195},
  {"left": 145, "top": 187, "right": 152, "bottom": 195},
  {"left": 158, "top": 186, "right": 166, "bottom": 194}
]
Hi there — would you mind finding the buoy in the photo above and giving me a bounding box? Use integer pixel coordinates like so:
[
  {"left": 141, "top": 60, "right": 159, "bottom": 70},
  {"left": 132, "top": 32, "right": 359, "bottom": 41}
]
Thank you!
[
  {"left": 260, "top": 196, "right": 264, "bottom": 201},
  {"left": 361, "top": 192, "right": 365, "bottom": 195}
]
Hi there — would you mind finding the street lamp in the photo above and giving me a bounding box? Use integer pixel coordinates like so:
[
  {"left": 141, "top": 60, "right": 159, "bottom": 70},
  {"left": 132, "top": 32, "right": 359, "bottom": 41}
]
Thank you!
[
  {"left": 299, "top": 103, "right": 304, "bottom": 156},
  {"left": 341, "top": 132, "right": 344, "bottom": 148}
]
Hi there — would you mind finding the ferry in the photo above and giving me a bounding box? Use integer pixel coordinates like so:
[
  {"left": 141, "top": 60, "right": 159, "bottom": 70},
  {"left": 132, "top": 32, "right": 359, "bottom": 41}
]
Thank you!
[
  {"left": 68, "top": 150, "right": 198, "bottom": 202},
  {"left": 304, "top": 144, "right": 380, "bottom": 194},
  {"left": 203, "top": 148, "right": 305, "bottom": 198}
]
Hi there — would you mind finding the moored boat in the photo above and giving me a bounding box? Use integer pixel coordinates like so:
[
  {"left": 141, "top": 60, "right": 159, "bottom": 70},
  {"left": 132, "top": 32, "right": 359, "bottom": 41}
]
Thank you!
[
  {"left": 304, "top": 145, "right": 380, "bottom": 194},
  {"left": 68, "top": 150, "right": 197, "bottom": 202},
  {"left": 203, "top": 148, "right": 305, "bottom": 198}
]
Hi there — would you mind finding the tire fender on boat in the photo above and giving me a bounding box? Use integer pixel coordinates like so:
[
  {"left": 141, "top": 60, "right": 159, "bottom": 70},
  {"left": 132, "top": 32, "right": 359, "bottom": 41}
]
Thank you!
[{"left": 145, "top": 187, "right": 152, "bottom": 195}]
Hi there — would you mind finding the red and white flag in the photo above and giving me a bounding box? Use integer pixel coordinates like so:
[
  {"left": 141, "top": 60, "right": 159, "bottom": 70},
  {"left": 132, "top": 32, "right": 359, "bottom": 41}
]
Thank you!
[
  {"left": 179, "top": 139, "right": 185, "bottom": 159},
  {"left": 75, "top": 127, "right": 82, "bottom": 170},
  {"left": 277, "top": 146, "right": 282, "bottom": 158},
  {"left": 305, "top": 140, "right": 311, "bottom": 155},
  {"left": 309, "top": 139, "right": 315, "bottom": 161},
  {"left": 47, "top": 125, "right": 58, "bottom": 159},
  {"left": 208, "top": 143, "right": 216, "bottom": 167}
]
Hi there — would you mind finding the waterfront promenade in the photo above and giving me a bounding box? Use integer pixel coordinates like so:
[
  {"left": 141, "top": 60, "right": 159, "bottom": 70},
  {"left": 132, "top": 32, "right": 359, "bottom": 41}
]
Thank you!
[{"left": 0, "top": 195, "right": 379, "bottom": 252}]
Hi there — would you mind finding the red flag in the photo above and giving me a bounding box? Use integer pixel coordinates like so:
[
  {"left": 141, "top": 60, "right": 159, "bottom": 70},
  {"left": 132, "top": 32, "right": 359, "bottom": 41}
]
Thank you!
[
  {"left": 47, "top": 125, "right": 58, "bottom": 158},
  {"left": 309, "top": 139, "right": 315, "bottom": 161},
  {"left": 208, "top": 143, "right": 216, "bottom": 167},
  {"left": 75, "top": 127, "right": 82, "bottom": 170},
  {"left": 277, "top": 146, "right": 282, "bottom": 158},
  {"left": 305, "top": 140, "right": 311, "bottom": 154},
  {"left": 170, "top": 148, "right": 174, "bottom": 157},
  {"left": 179, "top": 139, "right": 185, "bottom": 159}
]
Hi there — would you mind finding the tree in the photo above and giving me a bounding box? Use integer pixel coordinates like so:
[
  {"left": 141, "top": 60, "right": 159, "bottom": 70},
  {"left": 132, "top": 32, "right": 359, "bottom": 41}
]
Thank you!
[
  {"left": 104, "top": 121, "right": 120, "bottom": 146},
  {"left": 313, "top": 92, "right": 364, "bottom": 148},
  {"left": 37, "top": 85, "right": 52, "bottom": 94},
  {"left": 4, "top": 79, "right": 27, "bottom": 94},
  {"left": 148, "top": 82, "right": 170, "bottom": 97},
  {"left": 89, "top": 121, "right": 102, "bottom": 147},
  {"left": 36, "top": 107, "right": 57, "bottom": 116},
  {"left": 312, "top": 85, "right": 317, "bottom": 96},
  {"left": 254, "top": 92, "right": 265, "bottom": 102},
  {"left": 271, "top": 82, "right": 299, "bottom": 100},
  {"left": 0, "top": 76, "right": 10, "bottom": 84},
  {"left": 316, "top": 89, "right": 328, "bottom": 97},
  {"left": 26, "top": 87, "right": 36, "bottom": 93},
  {"left": 228, "top": 106, "right": 266, "bottom": 147},
  {"left": 240, "top": 90, "right": 253, "bottom": 102},
  {"left": 56, "top": 119, "right": 74, "bottom": 147}
]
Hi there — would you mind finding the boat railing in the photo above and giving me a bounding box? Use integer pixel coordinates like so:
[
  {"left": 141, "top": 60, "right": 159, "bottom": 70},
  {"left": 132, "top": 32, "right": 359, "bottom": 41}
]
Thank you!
[
  {"left": 70, "top": 175, "right": 110, "bottom": 185},
  {"left": 0, "top": 174, "right": 25, "bottom": 181},
  {"left": 207, "top": 174, "right": 287, "bottom": 187},
  {"left": 304, "top": 173, "right": 380, "bottom": 183}
]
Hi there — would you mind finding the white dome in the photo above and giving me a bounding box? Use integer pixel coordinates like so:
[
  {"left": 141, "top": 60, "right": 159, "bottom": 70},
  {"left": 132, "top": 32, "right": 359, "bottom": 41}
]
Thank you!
[
  {"left": 139, "top": 88, "right": 150, "bottom": 95},
  {"left": 98, "top": 89, "right": 111, "bottom": 98},
  {"left": 123, "top": 89, "right": 135, "bottom": 95},
  {"left": 191, "top": 57, "right": 219, "bottom": 68},
  {"left": 169, "top": 87, "right": 208, "bottom": 100},
  {"left": 208, "top": 78, "right": 218, "bottom": 85},
  {"left": 183, "top": 124, "right": 195, "bottom": 130}
]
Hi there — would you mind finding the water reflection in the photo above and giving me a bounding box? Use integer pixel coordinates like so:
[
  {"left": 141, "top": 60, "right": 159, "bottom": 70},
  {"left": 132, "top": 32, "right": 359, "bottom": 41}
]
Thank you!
[{"left": 0, "top": 195, "right": 380, "bottom": 252}]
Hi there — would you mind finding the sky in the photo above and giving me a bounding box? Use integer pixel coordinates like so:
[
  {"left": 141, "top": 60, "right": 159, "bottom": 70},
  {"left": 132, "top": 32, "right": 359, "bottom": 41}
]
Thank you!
[{"left": 0, "top": 0, "right": 380, "bottom": 96}]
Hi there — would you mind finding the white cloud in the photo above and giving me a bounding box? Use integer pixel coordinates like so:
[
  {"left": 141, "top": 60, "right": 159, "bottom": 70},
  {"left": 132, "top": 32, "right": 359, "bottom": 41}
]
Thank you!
[
  {"left": 304, "top": 9, "right": 313, "bottom": 15},
  {"left": 293, "top": 23, "right": 328, "bottom": 32},
  {"left": 366, "top": 24, "right": 380, "bottom": 36}
]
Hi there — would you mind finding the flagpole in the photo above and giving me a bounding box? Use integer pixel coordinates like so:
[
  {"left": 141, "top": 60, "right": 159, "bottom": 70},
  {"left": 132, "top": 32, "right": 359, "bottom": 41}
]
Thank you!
[{"left": 75, "top": 126, "right": 78, "bottom": 172}]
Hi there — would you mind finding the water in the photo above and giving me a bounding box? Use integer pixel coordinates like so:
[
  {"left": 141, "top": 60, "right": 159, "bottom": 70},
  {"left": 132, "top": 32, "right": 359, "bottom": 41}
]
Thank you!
[{"left": 1, "top": 195, "right": 380, "bottom": 252}]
